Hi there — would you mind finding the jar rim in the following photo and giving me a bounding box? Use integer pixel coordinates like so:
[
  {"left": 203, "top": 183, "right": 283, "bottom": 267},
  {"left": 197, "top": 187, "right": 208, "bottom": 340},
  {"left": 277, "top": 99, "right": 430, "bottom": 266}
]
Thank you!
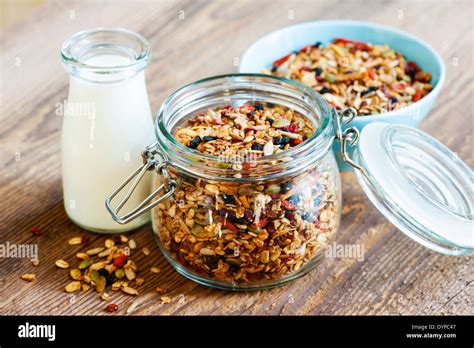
[
  {"left": 155, "top": 73, "right": 336, "bottom": 180},
  {"left": 60, "top": 28, "right": 151, "bottom": 81}
]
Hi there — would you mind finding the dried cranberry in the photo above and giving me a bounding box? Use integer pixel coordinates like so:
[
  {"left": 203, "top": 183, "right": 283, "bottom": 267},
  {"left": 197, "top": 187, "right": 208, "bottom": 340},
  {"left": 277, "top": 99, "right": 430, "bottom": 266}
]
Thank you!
[
  {"left": 285, "top": 211, "right": 296, "bottom": 220},
  {"left": 31, "top": 227, "right": 42, "bottom": 236},
  {"left": 81, "top": 235, "right": 90, "bottom": 245},
  {"left": 106, "top": 304, "right": 119, "bottom": 313},
  {"left": 282, "top": 123, "right": 299, "bottom": 133},
  {"left": 244, "top": 209, "right": 254, "bottom": 221},
  {"left": 266, "top": 223, "right": 276, "bottom": 234},
  {"left": 404, "top": 61, "right": 421, "bottom": 78},
  {"left": 282, "top": 200, "right": 298, "bottom": 211},
  {"left": 113, "top": 254, "right": 127, "bottom": 268},
  {"left": 290, "top": 139, "right": 303, "bottom": 146}
]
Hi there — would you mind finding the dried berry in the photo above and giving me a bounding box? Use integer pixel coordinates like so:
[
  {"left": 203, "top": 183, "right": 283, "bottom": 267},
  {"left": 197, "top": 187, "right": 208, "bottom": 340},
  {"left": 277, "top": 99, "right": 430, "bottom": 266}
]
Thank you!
[
  {"left": 251, "top": 143, "right": 264, "bottom": 151},
  {"left": 106, "top": 303, "right": 119, "bottom": 313},
  {"left": 222, "top": 194, "right": 236, "bottom": 204},
  {"left": 188, "top": 136, "right": 202, "bottom": 149},
  {"left": 113, "top": 254, "right": 127, "bottom": 268},
  {"left": 280, "top": 181, "right": 293, "bottom": 193},
  {"left": 31, "top": 227, "right": 42, "bottom": 236},
  {"left": 319, "top": 86, "right": 330, "bottom": 94},
  {"left": 202, "top": 136, "right": 217, "bottom": 142}
]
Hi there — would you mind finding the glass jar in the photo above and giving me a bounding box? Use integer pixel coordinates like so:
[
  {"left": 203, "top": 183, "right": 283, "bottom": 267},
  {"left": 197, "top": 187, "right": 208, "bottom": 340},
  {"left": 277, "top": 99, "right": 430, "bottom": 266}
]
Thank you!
[
  {"left": 106, "top": 74, "right": 473, "bottom": 290},
  {"left": 61, "top": 28, "right": 155, "bottom": 233}
]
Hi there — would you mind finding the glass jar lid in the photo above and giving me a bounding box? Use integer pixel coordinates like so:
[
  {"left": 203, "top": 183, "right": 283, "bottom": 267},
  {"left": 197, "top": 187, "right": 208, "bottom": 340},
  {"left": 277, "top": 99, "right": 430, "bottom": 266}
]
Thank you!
[{"left": 352, "top": 122, "right": 473, "bottom": 255}]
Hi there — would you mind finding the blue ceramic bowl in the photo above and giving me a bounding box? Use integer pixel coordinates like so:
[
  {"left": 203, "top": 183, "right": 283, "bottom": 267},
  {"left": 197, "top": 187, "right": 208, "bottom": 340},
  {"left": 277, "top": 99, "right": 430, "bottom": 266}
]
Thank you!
[{"left": 239, "top": 20, "right": 445, "bottom": 169}]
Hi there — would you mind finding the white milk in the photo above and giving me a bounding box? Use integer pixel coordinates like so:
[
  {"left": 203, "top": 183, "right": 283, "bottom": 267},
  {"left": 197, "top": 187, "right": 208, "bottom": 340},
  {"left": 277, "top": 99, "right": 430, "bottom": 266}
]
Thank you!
[{"left": 62, "top": 54, "right": 155, "bottom": 232}]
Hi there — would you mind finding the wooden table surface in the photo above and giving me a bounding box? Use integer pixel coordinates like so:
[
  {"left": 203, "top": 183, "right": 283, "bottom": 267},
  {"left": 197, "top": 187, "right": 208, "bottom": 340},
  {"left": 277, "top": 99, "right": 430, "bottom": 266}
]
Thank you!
[{"left": 0, "top": 0, "right": 472, "bottom": 316}]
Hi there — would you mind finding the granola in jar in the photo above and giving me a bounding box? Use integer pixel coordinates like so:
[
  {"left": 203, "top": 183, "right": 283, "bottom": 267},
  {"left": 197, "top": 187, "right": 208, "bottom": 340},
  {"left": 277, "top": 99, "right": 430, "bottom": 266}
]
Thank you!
[{"left": 153, "top": 103, "right": 340, "bottom": 286}]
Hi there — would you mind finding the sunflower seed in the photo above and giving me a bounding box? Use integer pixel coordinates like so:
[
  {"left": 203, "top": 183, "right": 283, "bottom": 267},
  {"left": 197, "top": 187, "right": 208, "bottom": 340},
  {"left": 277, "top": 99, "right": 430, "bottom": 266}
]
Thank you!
[
  {"left": 55, "top": 259, "right": 70, "bottom": 269},
  {"left": 121, "top": 286, "right": 138, "bottom": 296},
  {"left": 68, "top": 237, "right": 83, "bottom": 245}
]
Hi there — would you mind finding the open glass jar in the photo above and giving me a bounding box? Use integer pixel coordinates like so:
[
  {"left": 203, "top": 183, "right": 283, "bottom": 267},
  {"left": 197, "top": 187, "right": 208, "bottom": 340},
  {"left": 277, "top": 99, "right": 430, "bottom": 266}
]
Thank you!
[{"left": 106, "top": 74, "right": 473, "bottom": 291}]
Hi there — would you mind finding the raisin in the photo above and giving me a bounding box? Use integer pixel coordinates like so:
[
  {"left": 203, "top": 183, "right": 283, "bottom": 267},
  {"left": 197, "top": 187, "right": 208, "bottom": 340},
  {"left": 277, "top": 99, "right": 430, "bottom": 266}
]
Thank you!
[
  {"left": 222, "top": 194, "right": 236, "bottom": 204},
  {"left": 204, "top": 255, "right": 219, "bottom": 270},
  {"left": 314, "top": 67, "right": 323, "bottom": 76},
  {"left": 280, "top": 181, "right": 293, "bottom": 193},
  {"left": 235, "top": 217, "right": 250, "bottom": 225},
  {"left": 319, "top": 86, "right": 330, "bottom": 94},
  {"left": 268, "top": 118, "right": 274, "bottom": 125},
  {"left": 361, "top": 86, "right": 378, "bottom": 96},
  {"left": 254, "top": 103, "right": 264, "bottom": 111},
  {"left": 188, "top": 136, "right": 202, "bottom": 149},
  {"left": 202, "top": 136, "right": 217, "bottom": 142}
]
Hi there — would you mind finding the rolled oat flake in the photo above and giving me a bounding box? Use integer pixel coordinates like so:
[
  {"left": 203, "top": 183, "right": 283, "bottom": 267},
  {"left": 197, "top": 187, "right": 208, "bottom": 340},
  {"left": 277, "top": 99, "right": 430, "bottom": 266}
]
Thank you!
[{"left": 350, "top": 122, "right": 473, "bottom": 255}]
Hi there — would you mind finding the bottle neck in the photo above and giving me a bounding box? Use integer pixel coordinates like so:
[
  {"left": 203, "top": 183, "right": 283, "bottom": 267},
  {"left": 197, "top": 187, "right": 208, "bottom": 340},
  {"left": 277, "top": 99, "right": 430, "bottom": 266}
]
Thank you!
[{"left": 61, "top": 28, "right": 151, "bottom": 84}]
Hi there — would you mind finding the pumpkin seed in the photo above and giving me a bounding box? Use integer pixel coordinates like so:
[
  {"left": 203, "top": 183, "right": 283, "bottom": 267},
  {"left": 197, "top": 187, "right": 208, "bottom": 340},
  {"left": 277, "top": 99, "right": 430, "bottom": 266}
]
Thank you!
[
  {"left": 65, "top": 281, "right": 81, "bottom": 293},
  {"left": 115, "top": 268, "right": 125, "bottom": 279},
  {"left": 78, "top": 258, "right": 92, "bottom": 269},
  {"left": 55, "top": 259, "right": 70, "bottom": 269}
]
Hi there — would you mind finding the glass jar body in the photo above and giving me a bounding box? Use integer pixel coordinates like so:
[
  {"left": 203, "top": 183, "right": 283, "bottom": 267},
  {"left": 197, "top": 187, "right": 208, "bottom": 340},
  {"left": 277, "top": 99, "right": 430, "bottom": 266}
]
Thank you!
[
  {"left": 151, "top": 150, "right": 341, "bottom": 289},
  {"left": 148, "top": 74, "right": 342, "bottom": 289}
]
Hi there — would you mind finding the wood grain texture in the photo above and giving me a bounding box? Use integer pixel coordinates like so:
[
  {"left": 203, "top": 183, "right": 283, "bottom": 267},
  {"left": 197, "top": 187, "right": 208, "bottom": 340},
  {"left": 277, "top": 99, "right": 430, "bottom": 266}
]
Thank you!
[{"left": 0, "top": 0, "right": 472, "bottom": 315}]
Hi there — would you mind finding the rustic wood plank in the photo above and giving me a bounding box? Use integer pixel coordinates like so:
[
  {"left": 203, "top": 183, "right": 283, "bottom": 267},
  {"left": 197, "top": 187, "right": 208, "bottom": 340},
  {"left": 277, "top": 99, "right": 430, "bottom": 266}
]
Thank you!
[{"left": 0, "top": 0, "right": 472, "bottom": 315}]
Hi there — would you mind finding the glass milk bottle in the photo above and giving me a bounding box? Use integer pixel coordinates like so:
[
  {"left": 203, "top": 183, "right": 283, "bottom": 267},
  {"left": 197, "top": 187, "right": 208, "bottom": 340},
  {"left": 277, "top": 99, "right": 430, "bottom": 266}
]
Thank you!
[{"left": 60, "top": 28, "right": 155, "bottom": 233}]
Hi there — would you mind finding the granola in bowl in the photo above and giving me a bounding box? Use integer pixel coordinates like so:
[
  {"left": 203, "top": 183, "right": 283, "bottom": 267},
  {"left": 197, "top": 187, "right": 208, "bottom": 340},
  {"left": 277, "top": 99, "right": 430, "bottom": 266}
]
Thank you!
[
  {"left": 152, "top": 103, "right": 340, "bottom": 288},
  {"left": 262, "top": 38, "right": 433, "bottom": 115}
]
